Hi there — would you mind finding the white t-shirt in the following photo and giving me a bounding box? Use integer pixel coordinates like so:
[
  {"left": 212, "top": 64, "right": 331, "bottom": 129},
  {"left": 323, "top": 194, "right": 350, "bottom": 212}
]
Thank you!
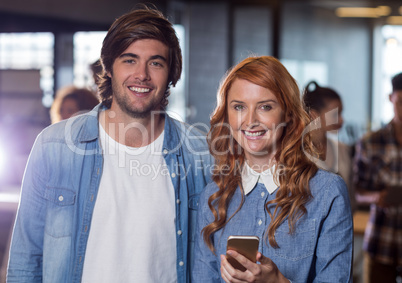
[{"left": 81, "top": 124, "right": 177, "bottom": 283}]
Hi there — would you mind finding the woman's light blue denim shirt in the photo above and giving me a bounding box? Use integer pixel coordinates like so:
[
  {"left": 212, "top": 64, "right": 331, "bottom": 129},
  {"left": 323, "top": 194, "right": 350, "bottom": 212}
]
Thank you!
[
  {"left": 7, "top": 105, "right": 213, "bottom": 283},
  {"left": 192, "top": 170, "right": 353, "bottom": 283}
]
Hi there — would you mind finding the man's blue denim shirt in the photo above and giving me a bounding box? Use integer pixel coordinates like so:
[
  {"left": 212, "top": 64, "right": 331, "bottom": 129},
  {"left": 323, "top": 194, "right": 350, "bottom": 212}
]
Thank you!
[
  {"left": 192, "top": 170, "right": 353, "bottom": 283},
  {"left": 7, "top": 104, "right": 213, "bottom": 283}
]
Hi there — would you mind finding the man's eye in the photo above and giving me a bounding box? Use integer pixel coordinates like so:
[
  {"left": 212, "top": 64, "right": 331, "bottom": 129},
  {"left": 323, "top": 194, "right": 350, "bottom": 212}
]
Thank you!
[
  {"left": 124, "top": 59, "right": 135, "bottom": 64},
  {"left": 151, "top": 61, "right": 163, "bottom": 67}
]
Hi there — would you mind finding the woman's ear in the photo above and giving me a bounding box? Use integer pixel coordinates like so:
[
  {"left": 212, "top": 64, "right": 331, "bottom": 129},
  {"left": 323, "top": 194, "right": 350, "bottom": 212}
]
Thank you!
[{"left": 285, "top": 114, "right": 291, "bottom": 124}]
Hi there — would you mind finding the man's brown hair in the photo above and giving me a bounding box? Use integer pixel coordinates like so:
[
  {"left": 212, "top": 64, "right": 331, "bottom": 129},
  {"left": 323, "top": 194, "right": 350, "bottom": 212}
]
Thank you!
[{"left": 98, "top": 6, "right": 182, "bottom": 108}]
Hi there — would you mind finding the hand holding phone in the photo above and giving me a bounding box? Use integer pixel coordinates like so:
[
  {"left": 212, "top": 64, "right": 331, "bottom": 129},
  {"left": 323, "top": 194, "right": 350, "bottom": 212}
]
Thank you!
[{"left": 226, "top": 235, "right": 259, "bottom": 272}]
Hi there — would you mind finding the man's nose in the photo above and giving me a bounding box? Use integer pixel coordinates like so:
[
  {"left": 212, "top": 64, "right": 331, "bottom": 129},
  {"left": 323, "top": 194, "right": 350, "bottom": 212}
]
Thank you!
[{"left": 134, "top": 63, "right": 150, "bottom": 81}]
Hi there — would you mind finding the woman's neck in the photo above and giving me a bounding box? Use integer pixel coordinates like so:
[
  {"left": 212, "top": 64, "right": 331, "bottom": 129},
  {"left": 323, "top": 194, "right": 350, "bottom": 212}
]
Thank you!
[{"left": 311, "top": 130, "right": 327, "bottom": 160}]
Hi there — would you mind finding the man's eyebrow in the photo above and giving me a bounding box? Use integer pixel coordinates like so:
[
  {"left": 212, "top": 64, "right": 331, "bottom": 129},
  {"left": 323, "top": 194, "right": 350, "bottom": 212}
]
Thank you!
[
  {"left": 119, "top": 53, "right": 167, "bottom": 62},
  {"left": 119, "top": 53, "right": 139, "bottom": 59}
]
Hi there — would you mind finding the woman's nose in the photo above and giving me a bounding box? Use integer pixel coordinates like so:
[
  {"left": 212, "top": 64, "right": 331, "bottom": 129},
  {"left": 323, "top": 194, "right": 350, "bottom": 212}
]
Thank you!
[{"left": 245, "top": 111, "right": 259, "bottom": 128}]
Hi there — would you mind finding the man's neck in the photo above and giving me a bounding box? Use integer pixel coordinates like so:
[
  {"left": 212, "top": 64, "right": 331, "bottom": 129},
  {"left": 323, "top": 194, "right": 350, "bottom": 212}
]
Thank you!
[
  {"left": 311, "top": 130, "right": 327, "bottom": 160},
  {"left": 99, "top": 109, "right": 165, "bottom": 148}
]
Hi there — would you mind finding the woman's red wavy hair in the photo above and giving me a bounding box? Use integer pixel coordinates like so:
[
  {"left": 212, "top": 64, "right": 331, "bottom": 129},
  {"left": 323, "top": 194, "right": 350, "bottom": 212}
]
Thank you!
[{"left": 203, "top": 56, "right": 318, "bottom": 251}]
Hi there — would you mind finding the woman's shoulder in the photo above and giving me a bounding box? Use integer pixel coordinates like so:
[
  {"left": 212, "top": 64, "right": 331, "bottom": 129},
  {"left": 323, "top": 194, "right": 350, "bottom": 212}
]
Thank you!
[
  {"left": 197, "top": 181, "right": 220, "bottom": 217},
  {"left": 201, "top": 181, "right": 220, "bottom": 198},
  {"left": 309, "top": 169, "right": 348, "bottom": 197}
]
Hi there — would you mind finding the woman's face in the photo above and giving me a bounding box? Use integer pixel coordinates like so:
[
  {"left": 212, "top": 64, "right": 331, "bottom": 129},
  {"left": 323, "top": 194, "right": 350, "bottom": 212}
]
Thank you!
[
  {"left": 318, "top": 98, "right": 344, "bottom": 132},
  {"left": 227, "top": 78, "right": 286, "bottom": 168}
]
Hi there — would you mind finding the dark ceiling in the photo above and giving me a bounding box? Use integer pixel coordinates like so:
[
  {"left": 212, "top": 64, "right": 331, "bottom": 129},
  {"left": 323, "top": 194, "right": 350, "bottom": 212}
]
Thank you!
[{"left": 0, "top": 0, "right": 401, "bottom": 33}]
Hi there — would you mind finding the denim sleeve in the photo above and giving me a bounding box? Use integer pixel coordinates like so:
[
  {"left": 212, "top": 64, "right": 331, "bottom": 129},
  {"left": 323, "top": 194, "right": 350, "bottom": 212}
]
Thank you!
[
  {"left": 314, "top": 175, "right": 353, "bottom": 283},
  {"left": 191, "top": 185, "right": 221, "bottom": 283},
  {"left": 7, "top": 134, "right": 46, "bottom": 282}
]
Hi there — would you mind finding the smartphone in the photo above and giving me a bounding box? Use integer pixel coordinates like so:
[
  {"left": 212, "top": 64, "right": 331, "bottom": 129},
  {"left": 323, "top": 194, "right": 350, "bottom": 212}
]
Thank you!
[{"left": 226, "top": 235, "right": 259, "bottom": 272}]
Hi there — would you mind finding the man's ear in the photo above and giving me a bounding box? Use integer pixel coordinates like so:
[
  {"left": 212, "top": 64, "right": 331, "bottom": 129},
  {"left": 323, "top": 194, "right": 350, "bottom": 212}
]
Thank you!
[
  {"left": 389, "top": 93, "right": 394, "bottom": 103},
  {"left": 106, "top": 71, "right": 112, "bottom": 78}
]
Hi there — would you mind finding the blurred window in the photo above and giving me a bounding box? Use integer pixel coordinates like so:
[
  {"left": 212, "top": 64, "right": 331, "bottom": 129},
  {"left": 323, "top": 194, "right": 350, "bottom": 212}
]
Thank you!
[
  {"left": 380, "top": 25, "right": 402, "bottom": 124},
  {"left": 0, "top": 32, "right": 54, "bottom": 107},
  {"left": 73, "top": 31, "right": 107, "bottom": 89},
  {"left": 167, "top": 24, "right": 186, "bottom": 122}
]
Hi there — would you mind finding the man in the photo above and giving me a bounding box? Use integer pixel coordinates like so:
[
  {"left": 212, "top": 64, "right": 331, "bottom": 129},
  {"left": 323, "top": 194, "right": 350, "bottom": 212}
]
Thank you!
[
  {"left": 7, "top": 7, "right": 213, "bottom": 283},
  {"left": 353, "top": 72, "right": 402, "bottom": 283}
]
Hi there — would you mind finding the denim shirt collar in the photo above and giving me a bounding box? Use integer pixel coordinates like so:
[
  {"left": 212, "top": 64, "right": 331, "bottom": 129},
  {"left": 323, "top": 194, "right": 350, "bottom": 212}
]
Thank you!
[
  {"left": 76, "top": 103, "right": 104, "bottom": 143},
  {"left": 75, "top": 104, "right": 180, "bottom": 156},
  {"left": 162, "top": 112, "right": 181, "bottom": 156}
]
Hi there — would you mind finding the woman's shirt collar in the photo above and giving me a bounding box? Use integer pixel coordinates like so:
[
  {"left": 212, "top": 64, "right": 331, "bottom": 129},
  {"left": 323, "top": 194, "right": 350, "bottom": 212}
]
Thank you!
[{"left": 241, "top": 162, "right": 279, "bottom": 195}]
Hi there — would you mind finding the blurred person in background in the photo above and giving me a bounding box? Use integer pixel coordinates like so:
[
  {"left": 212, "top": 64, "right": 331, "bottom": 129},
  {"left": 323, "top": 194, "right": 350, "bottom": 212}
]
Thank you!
[
  {"left": 50, "top": 85, "right": 99, "bottom": 123},
  {"left": 353, "top": 72, "right": 402, "bottom": 283},
  {"left": 302, "top": 81, "right": 356, "bottom": 213}
]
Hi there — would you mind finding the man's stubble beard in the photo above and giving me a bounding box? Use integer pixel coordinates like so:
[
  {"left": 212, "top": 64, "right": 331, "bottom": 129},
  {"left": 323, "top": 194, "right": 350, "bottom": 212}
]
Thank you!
[{"left": 111, "top": 80, "right": 166, "bottom": 119}]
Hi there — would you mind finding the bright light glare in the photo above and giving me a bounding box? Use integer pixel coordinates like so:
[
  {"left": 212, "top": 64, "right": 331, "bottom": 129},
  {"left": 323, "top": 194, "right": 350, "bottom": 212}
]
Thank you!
[
  {"left": 0, "top": 143, "right": 6, "bottom": 176},
  {"left": 386, "top": 38, "right": 399, "bottom": 47}
]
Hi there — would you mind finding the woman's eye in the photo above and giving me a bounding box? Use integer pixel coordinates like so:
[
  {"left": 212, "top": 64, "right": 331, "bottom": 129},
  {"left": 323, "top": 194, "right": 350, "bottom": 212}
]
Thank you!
[
  {"left": 261, "top": 105, "right": 272, "bottom": 110},
  {"left": 234, "top": 105, "right": 245, "bottom": 111}
]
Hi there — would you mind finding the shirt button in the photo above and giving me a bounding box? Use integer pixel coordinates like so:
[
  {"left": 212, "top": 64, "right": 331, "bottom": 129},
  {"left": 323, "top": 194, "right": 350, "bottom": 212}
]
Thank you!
[
  {"left": 58, "top": 195, "right": 64, "bottom": 202},
  {"left": 261, "top": 192, "right": 265, "bottom": 197},
  {"left": 179, "top": 261, "right": 184, "bottom": 266},
  {"left": 163, "top": 149, "right": 168, "bottom": 154},
  {"left": 258, "top": 219, "right": 263, "bottom": 226},
  {"left": 177, "top": 230, "right": 182, "bottom": 235},
  {"left": 171, "top": 173, "right": 176, "bottom": 178},
  {"left": 176, "top": 199, "right": 181, "bottom": 204}
]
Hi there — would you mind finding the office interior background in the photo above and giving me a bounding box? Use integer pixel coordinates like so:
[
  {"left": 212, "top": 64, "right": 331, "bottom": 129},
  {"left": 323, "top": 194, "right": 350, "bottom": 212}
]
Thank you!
[{"left": 0, "top": 0, "right": 402, "bottom": 282}]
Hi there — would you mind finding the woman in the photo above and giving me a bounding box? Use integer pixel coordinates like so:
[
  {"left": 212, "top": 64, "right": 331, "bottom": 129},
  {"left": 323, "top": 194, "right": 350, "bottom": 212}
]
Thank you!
[
  {"left": 50, "top": 85, "right": 99, "bottom": 124},
  {"left": 192, "top": 56, "right": 353, "bottom": 283},
  {"left": 302, "top": 81, "right": 356, "bottom": 213}
]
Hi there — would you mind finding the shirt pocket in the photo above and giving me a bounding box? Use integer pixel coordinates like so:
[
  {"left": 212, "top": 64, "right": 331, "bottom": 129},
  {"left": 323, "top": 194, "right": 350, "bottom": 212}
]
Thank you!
[
  {"left": 273, "top": 219, "right": 315, "bottom": 261},
  {"left": 43, "top": 186, "right": 76, "bottom": 238}
]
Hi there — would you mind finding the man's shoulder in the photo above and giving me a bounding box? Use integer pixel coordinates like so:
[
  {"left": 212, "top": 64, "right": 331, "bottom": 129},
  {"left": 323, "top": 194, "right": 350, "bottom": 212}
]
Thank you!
[
  {"left": 168, "top": 116, "right": 208, "bottom": 137},
  {"left": 166, "top": 115, "right": 210, "bottom": 151},
  {"left": 39, "top": 110, "right": 98, "bottom": 143},
  {"left": 359, "top": 124, "right": 391, "bottom": 145}
]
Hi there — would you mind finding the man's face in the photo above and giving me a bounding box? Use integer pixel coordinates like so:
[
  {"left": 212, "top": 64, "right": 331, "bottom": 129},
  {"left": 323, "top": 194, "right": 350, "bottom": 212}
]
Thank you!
[
  {"left": 108, "top": 39, "right": 170, "bottom": 119},
  {"left": 390, "top": 90, "right": 402, "bottom": 124}
]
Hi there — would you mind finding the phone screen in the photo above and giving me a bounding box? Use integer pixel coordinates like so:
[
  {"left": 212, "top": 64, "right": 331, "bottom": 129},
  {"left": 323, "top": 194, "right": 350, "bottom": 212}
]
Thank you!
[{"left": 226, "top": 235, "right": 259, "bottom": 272}]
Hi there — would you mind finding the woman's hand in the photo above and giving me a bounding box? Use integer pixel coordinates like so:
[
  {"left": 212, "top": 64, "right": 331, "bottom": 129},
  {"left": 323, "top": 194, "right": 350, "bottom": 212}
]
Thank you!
[{"left": 220, "top": 250, "right": 289, "bottom": 283}]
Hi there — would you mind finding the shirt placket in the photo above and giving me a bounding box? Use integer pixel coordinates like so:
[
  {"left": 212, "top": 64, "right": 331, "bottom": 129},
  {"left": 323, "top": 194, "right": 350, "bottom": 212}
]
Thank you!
[{"left": 254, "top": 184, "right": 270, "bottom": 254}]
